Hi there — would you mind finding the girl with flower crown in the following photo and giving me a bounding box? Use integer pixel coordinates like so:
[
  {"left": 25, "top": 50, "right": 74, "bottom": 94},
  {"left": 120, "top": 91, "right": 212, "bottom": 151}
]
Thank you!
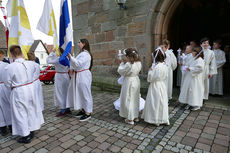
[{"left": 117, "top": 48, "right": 142, "bottom": 125}]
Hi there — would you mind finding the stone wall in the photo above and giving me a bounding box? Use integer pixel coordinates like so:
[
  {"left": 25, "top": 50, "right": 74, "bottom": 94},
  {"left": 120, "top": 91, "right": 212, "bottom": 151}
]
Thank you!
[
  {"left": 71, "top": 0, "right": 160, "bottom": 79},
  {"left": 0, "top": 22, "right": 7, "bottom": 49}
]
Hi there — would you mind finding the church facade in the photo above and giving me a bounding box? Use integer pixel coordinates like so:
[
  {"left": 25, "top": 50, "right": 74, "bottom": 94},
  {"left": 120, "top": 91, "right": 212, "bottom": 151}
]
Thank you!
[{"left": 73, "top": 0, "right": 230, "bottom": 92}]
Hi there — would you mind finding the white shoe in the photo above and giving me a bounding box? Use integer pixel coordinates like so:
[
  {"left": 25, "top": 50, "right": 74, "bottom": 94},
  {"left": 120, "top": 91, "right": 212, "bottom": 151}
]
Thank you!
[
  {"left": 125, "top": 119, "right": 134, "bottom": 125},
  {"left": 185, "top": 105, "right": 190, "bottom": 110},
  {"left": 134, "top": 118, "right": 139, "bottom": 122},
  {"left": 191, "top": 106, "right": 200, "bottom": 111}
]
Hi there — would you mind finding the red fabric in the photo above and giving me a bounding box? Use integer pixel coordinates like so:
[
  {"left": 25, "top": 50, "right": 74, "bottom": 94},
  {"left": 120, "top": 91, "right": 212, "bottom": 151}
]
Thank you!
[
  {"left": 74, "top": 69, "right": 89, "bottom": 79},
  {"left": 11, "top": 78, "right": 39, "bottom": 90}
]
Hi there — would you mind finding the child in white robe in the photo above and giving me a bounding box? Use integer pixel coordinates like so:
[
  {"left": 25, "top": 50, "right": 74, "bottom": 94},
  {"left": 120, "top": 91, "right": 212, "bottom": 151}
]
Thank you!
[
  {"left": 117, "top": 48, "right": 142, "bottom": 125},
  {"left": 200, "top": 37, "right": 217, "bottom": 100},
  {"left": 47, "top": 48, "right": 70, "bottom": 116},
  {"left": 27, "top": 52, "right": 44, "bottom": 112},
  {"left": 209, "top": 40, "right": 226, "bottom": 96},
  {"left": 180, "top": 45, "right": 193, "bottom": 88},
  {"left": 4, "top": 45, "right": 44, "bottom": 143},
  {"left": 141, "top": 46, "right": 169, "bottom": 126},
  {"left": 67, "top": 39, "right": 93, "bottom": 122},
  {"left": 113, "top": 76, "right": 146, "bottom": 111},
  {"left": 162, "top": 40, "right": 177, "bottom": 100},
  {"left": 179, "top": 47, "right": 205, "bottom": 110},
  {"left": 0, "top": 50, "right": 11, "bottom": 136}
]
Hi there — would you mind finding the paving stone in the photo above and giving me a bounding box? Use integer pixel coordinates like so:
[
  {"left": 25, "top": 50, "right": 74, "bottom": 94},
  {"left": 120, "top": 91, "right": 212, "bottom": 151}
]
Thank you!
[
  {"left": 60, "top": 139, "right": 76, "bottom": 149},
  {"left": 114, "top": 140, "right": 127, "bottom": 147},
  {"left": 203, "top": 127, "right": 217, "bottom": 134},
  {"left": 211, "top": 144, "right": 228, "bottom": 153},
  {"left": 34, "top": 148, "right": 48, "bottom": 153},
  {"left": 184, "top": 146, "right": 192, "bottom": 151},
  {"left": 121, "top": 147, "right": 132, "bottom": 153},
  {"left": 180, "top": 149, "right": 188, "bottom": 153},
  {"left": 214, "top": 138, "right": 229, "bottom": 147},
  {"left": 170, "top": 135, "right": 182, "bottom": 143},
  {"left": 109, "top": 145, "right": 121, "bottom": 152},
  {"left": 62, "top": 150, "right": 74, "bottom": 153},
  {"left": 0, "top": 147, "right": 11, "bottom": 153},
  {"left": 198, "top": 137, "right": 213, "bottom": 145},
  {"left": 106, "top": 136, "right": 118, "bottom": 144},
  {"left": 181, "top": 136, "right": 197, "bottom": 147},
  {"left": 22, "top": 147, "right": 36, "bottom": 153},
  {"left": 175, "top": 131, "right": 186, "bottom": 137},
  {"left": 171, "top": 147, "right": 179, "bottom": 152},
  {"left": 79, "top": 146, "right": 92, "bottom": 153},
  {"left": 48, "top": 146, "right": 64, "bottom": 153},
  {"left": 95, "top": 134, "right": 109, "bottom": 143},
  {"left": 195, "top": 143, "right": 211, "bottom": 151},
  {"left": 217, "top": 127, "right": 230, "bottom": 136},
  {"left": 87, "top": 141, "right": 100, "bottom": 149},
  {"left": 74, "top": 135, "right": 85, "bottom": 141},
  {"left": 98, "top": 142, "right": 111, "bottom": 150},
  {"left": 201, "top": 133, "right": 215, "bottom": 140}
]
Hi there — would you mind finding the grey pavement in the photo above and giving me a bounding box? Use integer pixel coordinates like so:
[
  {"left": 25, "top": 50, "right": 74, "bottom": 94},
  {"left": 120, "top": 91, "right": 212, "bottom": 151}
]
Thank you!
[{"left": 0, "top": 84, "right": 230, "bottom": 153}]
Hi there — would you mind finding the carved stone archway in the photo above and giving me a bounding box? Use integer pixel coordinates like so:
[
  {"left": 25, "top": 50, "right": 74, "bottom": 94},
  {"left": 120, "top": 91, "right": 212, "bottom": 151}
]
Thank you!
[{"left": 151, "top": 0, "right": 182, "bottom": 48}]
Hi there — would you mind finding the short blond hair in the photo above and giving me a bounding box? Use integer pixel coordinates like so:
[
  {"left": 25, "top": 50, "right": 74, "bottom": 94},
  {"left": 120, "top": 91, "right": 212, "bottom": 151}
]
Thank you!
[{"left": 27, "top": 52, "right": 36, "bottom": 61}]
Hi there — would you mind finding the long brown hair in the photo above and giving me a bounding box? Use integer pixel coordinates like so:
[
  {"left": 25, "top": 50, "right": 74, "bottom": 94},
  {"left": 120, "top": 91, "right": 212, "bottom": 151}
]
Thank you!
[
  {"left": 153, "top": 48, "right": 166, "bottom": 63},
  {"left": 80, "top": 39, "right": 93, "bottom": 71},
  {"left": 125, "top": 48, "right": 140, "bottom": 64},
  {"left": 193, "top": 47, "right": 204, "bottom": 60}
]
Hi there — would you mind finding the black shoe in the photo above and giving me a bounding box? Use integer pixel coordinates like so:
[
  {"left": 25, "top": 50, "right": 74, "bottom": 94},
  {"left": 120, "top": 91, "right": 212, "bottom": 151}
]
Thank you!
[
  {"left": 0, "top": 126, "right": 8, "bottom": 136},
  {"left": 79, "top": 114, "right": 91, "bottom": 122},
  {"left": 8, "top": 125, "right": 12, "bottom": 133},
  {"left": 75, "top": 111, "right": 85, "bottom": 118},
  {"left": 17, "top": 134, "right": 32, "bottom": 144},
  {"left": 30, "top": 131, "right": 34, "bottom": 139}
]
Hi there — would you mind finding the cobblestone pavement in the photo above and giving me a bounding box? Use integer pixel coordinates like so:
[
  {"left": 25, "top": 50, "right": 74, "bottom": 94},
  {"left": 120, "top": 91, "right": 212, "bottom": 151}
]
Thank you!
[{"left": 0, "top": 85, "right": 230, "bottom": 153}]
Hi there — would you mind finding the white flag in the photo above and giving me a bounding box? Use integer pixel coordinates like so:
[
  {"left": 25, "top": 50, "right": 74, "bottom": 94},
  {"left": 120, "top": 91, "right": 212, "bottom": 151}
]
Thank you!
[{"left": 37, "top": 0, "right": 58, "bottom": 52}]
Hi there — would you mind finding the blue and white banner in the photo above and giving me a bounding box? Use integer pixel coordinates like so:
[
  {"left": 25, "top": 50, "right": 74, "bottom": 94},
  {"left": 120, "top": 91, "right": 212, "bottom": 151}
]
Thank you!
[{"left": 59, "top": 0, "right": 73, "bottom": 67}]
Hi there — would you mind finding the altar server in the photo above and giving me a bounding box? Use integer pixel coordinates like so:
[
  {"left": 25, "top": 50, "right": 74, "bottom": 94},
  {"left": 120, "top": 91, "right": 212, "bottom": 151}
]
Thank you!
[
  {"left": 5, "top": 45, "right": 44, "bottom": 143},
  {"left": 200, "top": 37, "right": 217, "bottom": 100},
  {"left": 27, "top": 52, "right": 44, "bottom": 111},
  {"left": 162, "top": 40, "right": 177, "bottom": 100},
  {"left": 141, "top": 46, "right": 169, "bottom": 126},
  {"left": 0, "top": 50, "right": 11, "bottom": 136},
  {"left": 67, "top": 39, "right": 93, "bottom": 122},
  {"left": 47, "top": 48, "right": 71, "bottom": 116},
  {"left": 209, "top": 40, "right": 226, "bottom": 96},
  {"left": 179, "top": 47, "right": 205, "bottom": 110}
]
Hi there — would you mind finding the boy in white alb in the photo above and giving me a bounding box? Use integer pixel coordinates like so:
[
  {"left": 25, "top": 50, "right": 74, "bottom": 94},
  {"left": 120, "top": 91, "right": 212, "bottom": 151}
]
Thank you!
[
  {"left": 47, "top": 48, "right": 71, "bottom": 116},
  {"left": 209, "top": 40, "right": 226, "bottom": 96},
  {"left": 0, "top": 50, "right": 11, "bottom": 136},
  {"left": 200, "top": 38, "right": 217, "bottom": 100},
  {"left": 4, "top": 45, "right": 44, "bottom": 143},
  {"left": 162, "top": 40, "right": 177, "bottom": 100}
]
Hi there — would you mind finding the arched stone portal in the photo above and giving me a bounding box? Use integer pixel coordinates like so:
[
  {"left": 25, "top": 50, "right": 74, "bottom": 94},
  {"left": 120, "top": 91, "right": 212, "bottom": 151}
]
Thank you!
[
  {"left": 150, "top": 0, "right": 230, "bottom": 93},
  {"left": 150, "top": 0, "right": 182, "bottom": 49}
]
